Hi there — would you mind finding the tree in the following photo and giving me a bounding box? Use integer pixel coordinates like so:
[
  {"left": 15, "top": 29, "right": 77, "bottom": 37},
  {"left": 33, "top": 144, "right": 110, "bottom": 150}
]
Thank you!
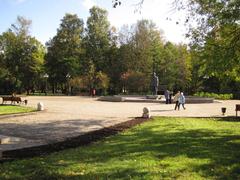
[
  {"left": 95, "top": 71, "right": 110, "bottom": 95},
  {"left": 153, "top": 41, "right": 191, "bottom": 92},
  {"left": 124, "top": 70, "right": 150, "bottom": 93},
  {"left": 113, "top": 0, "right": 240, "bottom": 94},
  {"left": 182, "top": 0, "right": 240, "bottom": 93},
  {"left": 0, "top": 16, "right": 44, "bottom": 94},
  {"left": 85, "top": 6, "right": 111, "bottom": 72},
  {"left": 10, "top": 16, "right": 32, "bottom": 37},
  {"left": 19, "top": 37, "right": 45, "bottom": 94},
  {"left": 131, "top": 20, "right": 161, "bottom": 74},
  {"left": 104, "top": 26, "right": 127, "bottom": 94},
  {"left": 45, "top": 13, "right": 84, "bottom": 93},
  {"left": 118, "top": 19, "right": 167, "bottom": 93}
]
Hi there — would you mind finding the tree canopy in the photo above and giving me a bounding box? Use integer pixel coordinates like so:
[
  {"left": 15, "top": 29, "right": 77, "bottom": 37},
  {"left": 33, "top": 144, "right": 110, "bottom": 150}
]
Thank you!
[
  {"left": 0, "top": 2, "right": 239, "bottom": 96},
  {"left": 0, "top": 16, "right": 44, "bottom": 94}
]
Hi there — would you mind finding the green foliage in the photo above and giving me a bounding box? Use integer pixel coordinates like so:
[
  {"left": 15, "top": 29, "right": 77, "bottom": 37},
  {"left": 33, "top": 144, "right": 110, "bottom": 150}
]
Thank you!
[
  {"left": 95, "top": 71, "right": 110, "bottom": 90},
  {"left": 182, "top": 0, "right": 240, "bottom": 92},
  {"left": 119, "top": 20, "right": 163, "bottom": 75},
  {"left": 45, "top": 13, "right": 84, "bottom": 93},
  {"left": 0, "top": 105, "right": 35, "bottom": 115},
  {"left": 157, "top": 42, "right": 192, "bottom": 91},
  {"left": 1, "top": 117, "right": 240, "bottom": 179},
  {"left": 85, "top": 6, "right": 111, "bottom": 72},
  {"left": 0, "top": 9, "right": 193, "bottom": 95},
  {"left": 0, "top": 16, "right": 44, "bottom": 94},
  {"left": 1, "top": 1, "right": 239, "bottom": 95},
  {"left": 69, "top": 64, "right": 109, "bottom": 95},
  {"left": 105, "top": 43, "right": 126, "bottom": 94},
  {"left": 118, "top": 20, "right": 192, "bottom": 93},
  {"left": 194, "top": 92, "right": 233, "bottom": 100}
]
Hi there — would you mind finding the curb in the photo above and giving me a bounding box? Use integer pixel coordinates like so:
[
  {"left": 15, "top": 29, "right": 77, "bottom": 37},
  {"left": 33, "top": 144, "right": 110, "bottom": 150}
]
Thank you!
[
  {"left": 0, "top": 117, "right": 150, "bottom": 161},
  {"left": 0, "top": 110, "right": 46, "bottom": 119}
]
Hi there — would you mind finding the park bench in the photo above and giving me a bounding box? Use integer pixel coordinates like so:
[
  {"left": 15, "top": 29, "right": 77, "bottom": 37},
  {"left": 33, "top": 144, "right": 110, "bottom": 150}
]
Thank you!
[
  {"left": 236, "top": 104, "right": 240, "bottom": 117},
  {"left": 1, "top": 96, "right": 27, "bottom": 105}
]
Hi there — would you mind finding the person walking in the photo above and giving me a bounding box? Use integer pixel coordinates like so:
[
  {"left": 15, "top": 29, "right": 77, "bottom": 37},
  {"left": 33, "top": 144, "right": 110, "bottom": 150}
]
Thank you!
[
  {"left": 178, "top": 92, "right": 186, "bottom": 110},
  {"left": 173, "top": 91, "right": 180, "bottom": 110},
  {"left": 92, "top": 88, "right": 96, "bottom": 97},
  {"left": 169, "top": 91, "right": 173, "bottom": 104},
  {"left": 164, "top": 89, "right": 170, "bottom": 104}
]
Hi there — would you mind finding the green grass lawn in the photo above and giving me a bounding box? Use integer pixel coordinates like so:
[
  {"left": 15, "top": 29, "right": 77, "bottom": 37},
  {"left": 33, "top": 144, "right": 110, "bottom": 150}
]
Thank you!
[
  {"left": 1, "top": 117, "right": 240, "bottom": 179},
  {"left": 0, "top": 105, "right": 35, "bottom": 115}
]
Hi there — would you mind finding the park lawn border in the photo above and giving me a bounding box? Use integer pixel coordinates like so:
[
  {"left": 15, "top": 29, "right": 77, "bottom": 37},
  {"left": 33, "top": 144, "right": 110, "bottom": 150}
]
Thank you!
[
  {"left": 1, "top": 116, "right": 240, "bottom": 179},
  {"left": 0, "top": 105, "right": 37, "bottom": 117},
  {"left": 1, "top": 117, "right": 151, "bottom": 161},
  {"left": 1, "top": 116, "right": 240, "bottom": 162}
]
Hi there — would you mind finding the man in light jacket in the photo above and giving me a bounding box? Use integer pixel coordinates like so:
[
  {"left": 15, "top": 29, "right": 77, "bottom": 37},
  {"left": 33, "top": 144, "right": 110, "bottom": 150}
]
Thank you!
[{"left": 173, "top": 91, "right": 180, "bottom": 110}]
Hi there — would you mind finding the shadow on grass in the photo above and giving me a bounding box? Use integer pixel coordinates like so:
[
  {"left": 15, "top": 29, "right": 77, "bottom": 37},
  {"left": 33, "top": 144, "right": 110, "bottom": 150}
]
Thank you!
[
  {"left": 215, "top": 116, "right": 240, "bottom": 122},
  {"left": 20, "top": 166, "right": 148, "bottom": 180},
  {"left": 1, "top": 117, "right": 240, "bottom": 179}
]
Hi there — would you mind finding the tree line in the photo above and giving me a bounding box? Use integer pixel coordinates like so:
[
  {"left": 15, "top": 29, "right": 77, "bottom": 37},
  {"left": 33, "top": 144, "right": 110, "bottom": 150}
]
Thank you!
[{"left": 0, "top": 2, "right": 239, "bottom": 96}]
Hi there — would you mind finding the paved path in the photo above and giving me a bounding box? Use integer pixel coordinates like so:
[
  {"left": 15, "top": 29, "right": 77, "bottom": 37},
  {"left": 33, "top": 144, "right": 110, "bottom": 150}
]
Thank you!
[{"left": 0, "top": 96, "right": 240, "bottom": 152}]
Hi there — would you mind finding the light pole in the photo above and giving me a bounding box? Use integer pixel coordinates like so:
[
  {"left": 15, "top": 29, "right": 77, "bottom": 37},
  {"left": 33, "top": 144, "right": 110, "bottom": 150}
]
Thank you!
[
  {"left": 121, "top": 73, "right": 127, "bottom": 94},
  {"left": 43, "top": 73, "right": 49, "bottom": 95},
  {"left": 66, "top": 73, "right": 71, "bottom": 95}
]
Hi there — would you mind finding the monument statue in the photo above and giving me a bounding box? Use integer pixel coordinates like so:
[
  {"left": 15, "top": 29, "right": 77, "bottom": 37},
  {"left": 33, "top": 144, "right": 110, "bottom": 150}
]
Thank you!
[{"left": 152, "top": 72, "right": 159, "bottom": 95}]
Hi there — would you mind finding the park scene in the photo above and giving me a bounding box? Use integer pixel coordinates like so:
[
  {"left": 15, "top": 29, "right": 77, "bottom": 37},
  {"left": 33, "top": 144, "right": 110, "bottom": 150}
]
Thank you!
[{"left": 0, "top": 0, "right": 240, "bottom": 179}]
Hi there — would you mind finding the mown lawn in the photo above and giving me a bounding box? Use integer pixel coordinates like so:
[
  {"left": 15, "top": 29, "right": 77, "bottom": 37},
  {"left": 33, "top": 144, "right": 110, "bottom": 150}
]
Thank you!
[
  {"left": 0, "top": 105, "right": 35, "bottom": 115},
  {"left": 1, "top": 117, "right": 240, "bottom": 179}
]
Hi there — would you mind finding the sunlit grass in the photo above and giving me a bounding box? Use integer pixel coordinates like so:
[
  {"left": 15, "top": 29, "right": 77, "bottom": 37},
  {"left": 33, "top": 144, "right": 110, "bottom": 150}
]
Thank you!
[
  {"left": 0, "top": 105, "right": 35, "bottom": 115},
  {"left": 0, "top": 117, "right": 240, "bottom": 179}
]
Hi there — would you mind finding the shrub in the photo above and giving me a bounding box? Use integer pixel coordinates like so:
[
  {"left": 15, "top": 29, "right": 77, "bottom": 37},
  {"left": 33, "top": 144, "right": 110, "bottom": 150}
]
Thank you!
[{"left": 194, "top": 92, "right": 233, "bottom": 100}]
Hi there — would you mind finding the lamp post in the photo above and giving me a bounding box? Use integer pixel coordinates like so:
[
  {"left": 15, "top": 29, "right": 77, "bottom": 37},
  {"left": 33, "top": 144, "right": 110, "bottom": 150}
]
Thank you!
[
  {"left": 43, "top": 73, "right": 49, "bottom": 95},
  {"left": 66, "top": 73, "right": 71, "bottom": 95},
  {"left": 121, "top": 73, "right": 127, "bottom": 94}
]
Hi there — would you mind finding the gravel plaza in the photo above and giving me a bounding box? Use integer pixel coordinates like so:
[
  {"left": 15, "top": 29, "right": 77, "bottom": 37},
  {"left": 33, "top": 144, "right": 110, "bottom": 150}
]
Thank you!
[{"left": 0, "top": 96, "right": 240, "bottom": 154}]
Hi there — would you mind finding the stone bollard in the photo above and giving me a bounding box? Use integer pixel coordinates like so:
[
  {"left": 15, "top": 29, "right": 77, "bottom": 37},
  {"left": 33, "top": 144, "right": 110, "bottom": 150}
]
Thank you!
[
  {"left": 142, "top": 107, "right": 151, "bottom": 118},
  {"left": 37, "top": 102, "right": 44, "bottom": 111}
]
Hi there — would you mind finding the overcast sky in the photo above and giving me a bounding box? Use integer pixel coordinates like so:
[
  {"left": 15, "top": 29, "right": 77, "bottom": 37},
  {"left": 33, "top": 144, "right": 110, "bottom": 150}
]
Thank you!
[{"left": 0, "top": 0, "right": 188, "bottom": 45}]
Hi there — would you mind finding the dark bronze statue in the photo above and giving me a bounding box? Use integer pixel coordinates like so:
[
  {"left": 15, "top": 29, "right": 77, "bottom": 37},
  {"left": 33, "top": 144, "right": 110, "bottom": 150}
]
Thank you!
[{"left": 152, "top": 72, "right": 159, "bottom": 95}]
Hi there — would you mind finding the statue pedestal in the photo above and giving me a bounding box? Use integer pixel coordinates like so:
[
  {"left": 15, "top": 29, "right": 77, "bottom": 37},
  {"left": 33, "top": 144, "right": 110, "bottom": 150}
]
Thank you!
[{"left": 146, "top": 95, "right": 161, "bottom": 100}]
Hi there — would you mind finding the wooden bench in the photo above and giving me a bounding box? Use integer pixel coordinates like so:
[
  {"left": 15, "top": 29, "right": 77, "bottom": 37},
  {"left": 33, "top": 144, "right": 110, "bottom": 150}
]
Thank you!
[
  {"left": 1, "top": 96, "right": 23, "bottom": 105},
  {"left": 236, "top": 104, "right": 240, "bottom": 117}
]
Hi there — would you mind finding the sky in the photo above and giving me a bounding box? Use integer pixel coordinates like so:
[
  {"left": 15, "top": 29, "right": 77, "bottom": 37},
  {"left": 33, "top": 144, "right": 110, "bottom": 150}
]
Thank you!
[{"left": 0, "top": 0, "right": 188, "bottom": 45}]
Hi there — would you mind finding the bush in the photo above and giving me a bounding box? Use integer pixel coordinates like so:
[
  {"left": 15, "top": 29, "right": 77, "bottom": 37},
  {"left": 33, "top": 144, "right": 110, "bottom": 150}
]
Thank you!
[{"left": 194, "top": 92, "right": 233, "bottom": 100}]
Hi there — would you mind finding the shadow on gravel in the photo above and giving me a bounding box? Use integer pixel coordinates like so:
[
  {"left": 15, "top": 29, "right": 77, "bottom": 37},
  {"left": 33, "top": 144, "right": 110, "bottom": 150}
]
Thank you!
[{"left": 1, "top": 117, "right": 151, "bottom": 162}]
